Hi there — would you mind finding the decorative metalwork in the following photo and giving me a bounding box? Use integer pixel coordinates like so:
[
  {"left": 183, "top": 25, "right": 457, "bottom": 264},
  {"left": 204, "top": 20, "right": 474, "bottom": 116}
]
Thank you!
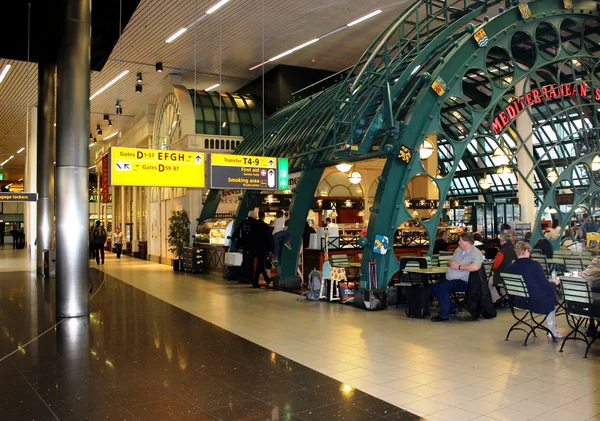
[{"left": 154, "top": 93, "right": 182, "bottom": 150}]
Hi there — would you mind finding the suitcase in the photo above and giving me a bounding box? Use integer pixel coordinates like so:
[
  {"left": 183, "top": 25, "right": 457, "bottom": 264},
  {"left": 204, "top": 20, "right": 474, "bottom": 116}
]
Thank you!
[{"left": 405, "top": 286, "right": 431, "bottom": 318}]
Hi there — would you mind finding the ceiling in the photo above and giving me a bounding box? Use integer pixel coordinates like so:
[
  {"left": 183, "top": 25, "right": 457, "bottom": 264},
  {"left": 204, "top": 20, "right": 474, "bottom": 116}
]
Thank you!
[{"left": 0, "top": 0, "right": 413, "bottom": 185}]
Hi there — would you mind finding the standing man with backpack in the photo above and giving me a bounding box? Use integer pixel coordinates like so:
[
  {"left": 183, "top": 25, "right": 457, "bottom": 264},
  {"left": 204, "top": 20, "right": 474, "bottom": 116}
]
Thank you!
[
  {"left": 92, "top": 220, "right": 107, "bottom": 265},
  {"left": 231, "top": 211, "right": 257, "bottom": 284}
]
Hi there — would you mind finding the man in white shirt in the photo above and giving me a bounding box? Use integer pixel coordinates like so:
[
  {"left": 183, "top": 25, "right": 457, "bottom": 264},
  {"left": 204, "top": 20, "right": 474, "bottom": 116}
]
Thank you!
[
  {"left": 273, "top": 210, "right": 286, "bottom": 234},
  {"left": 431, "top": 232, "right": 483, "bottom": 322}
]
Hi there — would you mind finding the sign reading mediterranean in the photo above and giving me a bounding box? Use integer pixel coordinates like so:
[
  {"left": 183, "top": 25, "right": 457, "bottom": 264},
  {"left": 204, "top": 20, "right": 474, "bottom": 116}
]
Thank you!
[
  {"left": 210, "top": 154, "right": 288, "bottom": 190},
  {"left": 492, "top": 82, "right": 598, "bottom": 135},
  {"left": 108, "top": 147, "right": 205, "bottom": 188}
]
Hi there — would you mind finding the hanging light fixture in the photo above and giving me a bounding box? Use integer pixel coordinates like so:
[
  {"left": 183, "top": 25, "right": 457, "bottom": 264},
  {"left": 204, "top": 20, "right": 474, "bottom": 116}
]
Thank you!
[
  {"left": 330, "top": 210, "right": 338, "bottom": 218},
  {"left": 135, "top": 84, "right": 143, "bottom": 93},
  {"left": 155, "top": 62, "right": 163, "bottom": 72},
  {"left": 108, "top": 119, "right": 112, "bottom": 127},
  {"left": 348, "top": 170, "right": 362, "bottom": 184},
  {"left": 357, "top": 210, "right": 365, "bottom": 217},
  {"left": 136, "top": 72, "right": 143, "bottom": 83},
  {"left": 478, "top": 173, "right": 492, "bottom": 190},
  {"left": 103, "top": 114, "right": 109, "bottom": 121},
  {"left": 411, "top": 209, "right": 419, "bottom": 218},
  {"left": 548, "top": 207, "right": 558, "bottom": 214},
  {"left": 96, "top": 124, "right": 102, "bottom": 135},
  {"left": 497, "top": 164, "right": 513, "bottom": 180},
  {"left": 336, "top": 163, "right": 352, "bottom": 173},
  {"left": 547, "top": 169, "right": 559, "bottom": 183},
  {"left": 492, "top": 140, "right": 510, "bottom": 166},
  {"left": 419, "top": 139, "right": 434, "bottom": 159},
  {"left": 592, "top": 155, "right": 600, "bottom": 171}
]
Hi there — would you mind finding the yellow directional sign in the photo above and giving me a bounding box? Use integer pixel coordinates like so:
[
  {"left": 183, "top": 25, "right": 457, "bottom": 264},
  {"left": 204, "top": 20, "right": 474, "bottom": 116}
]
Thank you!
[
  {"left": 210, "top": 153, "right": 282, "bottom": 190},
  {"left": 211, "top": 154, "right": 277, "bottom": 168},
  {"left": 108, "top": 147, "right": 205, "bottom": 188}
]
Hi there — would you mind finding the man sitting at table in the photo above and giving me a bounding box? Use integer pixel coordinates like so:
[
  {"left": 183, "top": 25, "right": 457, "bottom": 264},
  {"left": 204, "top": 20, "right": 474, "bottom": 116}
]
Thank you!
[{"left": 431, "top": 232, "right": 483, "bottom": 322}]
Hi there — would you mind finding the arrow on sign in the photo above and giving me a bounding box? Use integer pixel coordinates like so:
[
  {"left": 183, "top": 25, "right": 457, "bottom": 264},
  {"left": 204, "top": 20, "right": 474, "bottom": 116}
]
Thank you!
[
  {"left": 195, "top": 155, "right": 202, "bottom": 163},
  {"left": 268, "top": 159, "right": 274, "bottom": 166}
]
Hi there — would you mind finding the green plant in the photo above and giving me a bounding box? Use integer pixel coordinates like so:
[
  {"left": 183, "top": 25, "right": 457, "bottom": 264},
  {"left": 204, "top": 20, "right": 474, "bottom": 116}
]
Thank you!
[{"left": 168, "top": 209, "right": 190, "bottom": 260}]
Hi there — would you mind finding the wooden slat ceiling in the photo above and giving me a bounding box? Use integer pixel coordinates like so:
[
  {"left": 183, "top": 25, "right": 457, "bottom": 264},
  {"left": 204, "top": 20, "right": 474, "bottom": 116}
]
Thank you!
[{"left": 0, "top": 0, "right": 413, "bottom": 183}]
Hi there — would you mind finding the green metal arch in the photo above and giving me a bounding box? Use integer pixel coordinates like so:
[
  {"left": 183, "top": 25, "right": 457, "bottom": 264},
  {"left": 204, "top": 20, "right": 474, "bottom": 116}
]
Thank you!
[{"left": 365, "top": 1, "right": 600, "bottom": 287}]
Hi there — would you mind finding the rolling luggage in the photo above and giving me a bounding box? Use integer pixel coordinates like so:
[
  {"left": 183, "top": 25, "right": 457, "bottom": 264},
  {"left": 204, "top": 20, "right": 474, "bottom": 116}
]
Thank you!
[
  {"left": 405, "top": 286, "right": 431, "bottom": 318},
  {"left": 364, "top": 259, "right": 388, "bottom": 310}
]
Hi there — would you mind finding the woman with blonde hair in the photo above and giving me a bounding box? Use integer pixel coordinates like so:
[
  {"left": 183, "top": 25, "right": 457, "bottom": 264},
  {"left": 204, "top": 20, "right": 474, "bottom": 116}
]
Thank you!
[{"left": 506, "top": 241, "right": 563, "bottom": 338}]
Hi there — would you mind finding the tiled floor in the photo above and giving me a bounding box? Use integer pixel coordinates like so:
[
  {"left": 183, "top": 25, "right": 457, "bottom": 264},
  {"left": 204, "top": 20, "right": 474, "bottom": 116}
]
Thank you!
[{"left": 1, "top": 245, "right": 600, "bottom": 421}]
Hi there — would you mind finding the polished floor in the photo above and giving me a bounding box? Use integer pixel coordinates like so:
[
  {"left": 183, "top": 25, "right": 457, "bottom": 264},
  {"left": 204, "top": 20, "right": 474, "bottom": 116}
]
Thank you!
[{"left": 1, "top": 246, "right": 600, "bottom": 421}]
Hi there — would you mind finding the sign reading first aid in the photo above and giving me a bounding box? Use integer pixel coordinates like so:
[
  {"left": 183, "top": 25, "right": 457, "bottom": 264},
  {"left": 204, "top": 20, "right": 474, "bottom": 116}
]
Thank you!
[{"left": 108, "top": 147, "right": 205, "bottom": 188}]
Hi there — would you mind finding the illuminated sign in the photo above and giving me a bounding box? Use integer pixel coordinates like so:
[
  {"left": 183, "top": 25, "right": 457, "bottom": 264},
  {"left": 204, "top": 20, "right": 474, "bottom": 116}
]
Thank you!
[
  {"left": 108, "top": 147, "right": 205, "bottom": 188},
  {"left": 210, "top": 154, "right": 288, "bottom": 190},
  {"left": 491, "top": 83, "right": 599, "bottom": 135},
  {"left": 0, "top": 192, "right": 37, "bottom": 202}
]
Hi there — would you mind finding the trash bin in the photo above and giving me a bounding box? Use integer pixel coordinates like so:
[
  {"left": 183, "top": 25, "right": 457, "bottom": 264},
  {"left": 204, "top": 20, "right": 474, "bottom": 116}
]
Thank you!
[{"left": 43, "top": 249, "right": 56, "bottom": 278}]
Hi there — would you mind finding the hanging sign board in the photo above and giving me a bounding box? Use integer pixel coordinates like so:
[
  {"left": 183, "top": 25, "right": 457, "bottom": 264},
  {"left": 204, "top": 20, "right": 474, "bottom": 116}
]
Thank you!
[
  {"left": 210, "top": 154, "right": 288, "bottom": 190},
  {"left": 108, "top": 147, "right": 205, "bottom": 188},
  {"left": 0, "top": 192, "right": 37, "bottom": 202}
]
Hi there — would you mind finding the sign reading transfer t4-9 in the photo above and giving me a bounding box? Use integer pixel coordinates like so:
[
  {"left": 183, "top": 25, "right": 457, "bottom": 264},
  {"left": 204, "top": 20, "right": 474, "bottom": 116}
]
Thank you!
[{"left": 210, "top": 154, "right": 289, "bottom": 190}]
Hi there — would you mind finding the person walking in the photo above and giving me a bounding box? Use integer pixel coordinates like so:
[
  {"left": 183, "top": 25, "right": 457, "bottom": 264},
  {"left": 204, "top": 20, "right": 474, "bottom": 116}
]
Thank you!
[
  {"left": 113, "top": 227, "right": 124, "bottom": 259},
  {"left": 11, "top": 227, "right": 18, "bottom": 249},
  {"left": 231, "top": 211, "right": 258, "bottom": 284},
  {"left": 89, "top": 224, "right": 96, "bottom": 259},
  {"left": 249, "top": 211, "right": 274, "bottom": 288},
  {"left": 91, "top": 220, "right": 107, "bottom": 264}
]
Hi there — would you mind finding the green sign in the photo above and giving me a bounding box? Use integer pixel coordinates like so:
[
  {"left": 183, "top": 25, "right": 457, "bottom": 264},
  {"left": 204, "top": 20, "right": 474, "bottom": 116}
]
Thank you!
[
  {"left": 278, "top": 158, "right": 289, "bottom": 190},
  {"left": 0, "top": 173, "right": 3, "bottom": 180}
]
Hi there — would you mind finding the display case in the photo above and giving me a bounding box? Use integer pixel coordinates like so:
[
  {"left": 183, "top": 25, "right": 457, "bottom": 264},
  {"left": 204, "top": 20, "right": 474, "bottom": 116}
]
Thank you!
[{"left": 195, "top": 218, "right": 233, "bottom": 246}]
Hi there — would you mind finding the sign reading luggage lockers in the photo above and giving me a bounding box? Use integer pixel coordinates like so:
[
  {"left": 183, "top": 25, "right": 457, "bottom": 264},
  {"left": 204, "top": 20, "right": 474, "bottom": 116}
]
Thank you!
[
  {"left": 108, "top": 147, "right": 206, "bottom": 188},
  {"left": 210, "top": 154, "right": 288, "bottom": 190}
]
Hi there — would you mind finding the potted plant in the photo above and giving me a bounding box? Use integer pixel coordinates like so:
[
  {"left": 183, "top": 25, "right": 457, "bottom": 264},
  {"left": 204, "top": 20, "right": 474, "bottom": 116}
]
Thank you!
[{"left": 168, "top": 209, "right": 190, "bottom": 271}]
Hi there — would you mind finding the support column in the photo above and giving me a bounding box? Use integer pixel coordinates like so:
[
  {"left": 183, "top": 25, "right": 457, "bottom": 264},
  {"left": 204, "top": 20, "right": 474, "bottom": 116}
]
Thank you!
[
  {"left": 515, "top": 80, "right": 535, "bottom": 226},
  {"left": 55, "top": 0, "right": 91, "bottom": 318},
  {"left": 36, "top": 61, "right": 56, "bottom": 273},
  {"left": 25, "top": 106, "right": 38, "bottom": 259},
  {"left": 132, "top": 186, "right": 139, "bottom": 253},
  {"left": 121, "top": 186, "right": 126, "bottom": 231}
]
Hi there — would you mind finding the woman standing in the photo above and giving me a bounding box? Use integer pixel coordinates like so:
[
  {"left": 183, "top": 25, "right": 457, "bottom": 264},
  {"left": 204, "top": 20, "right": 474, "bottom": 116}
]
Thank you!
[{"left": 113, "top": 227, "right": 124, "bottom": 260}]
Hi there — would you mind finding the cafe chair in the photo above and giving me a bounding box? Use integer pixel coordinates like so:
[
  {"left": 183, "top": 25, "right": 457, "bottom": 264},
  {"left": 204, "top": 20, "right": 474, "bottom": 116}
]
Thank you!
[
  {"left": 438, "top": 255, "right": 452, "bottom": 268},
  {"left": 559, "top": 276, "right": 600, "bottom": 358},
  {"left": 563, "top": 256, "right": 586, "bottom": 273},
  {"left": 500, "top": 272, "right": 557, "bottom": 346},
  {"left": 530, "top": 254, "right": 550, "bottom": 276}
]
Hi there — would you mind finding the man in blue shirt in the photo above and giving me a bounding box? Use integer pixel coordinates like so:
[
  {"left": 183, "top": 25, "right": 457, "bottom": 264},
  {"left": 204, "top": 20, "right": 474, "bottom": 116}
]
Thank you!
[{"left": 431, "top": 232, "right": 483, "bottom": 322}]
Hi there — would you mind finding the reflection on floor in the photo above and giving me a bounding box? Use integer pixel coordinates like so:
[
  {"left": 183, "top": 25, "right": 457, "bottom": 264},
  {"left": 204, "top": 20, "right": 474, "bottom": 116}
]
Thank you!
[{"left": 0, "top": 246, "right": 421, "bottom": 421}]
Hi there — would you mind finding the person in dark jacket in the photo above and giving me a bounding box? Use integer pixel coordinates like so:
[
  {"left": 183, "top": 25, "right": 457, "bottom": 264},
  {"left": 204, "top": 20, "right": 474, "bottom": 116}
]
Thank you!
[
  {"left": 533, "top": 237, "right": 554, "bottom": 258},
  {"left": 506, "top": 241, "right": 562, "bottom": 338},
  {"left": 231, "top": 211, "right": 257, "bottom": 284},
  {"left": 492, "top": 234, "right": 516, "bottom": 288},
  {"left": 249, "top": 211, "right": 274, "bottom": 288},
  {"left": 433, "top": 230, "right": 449, "bottom": 254}
]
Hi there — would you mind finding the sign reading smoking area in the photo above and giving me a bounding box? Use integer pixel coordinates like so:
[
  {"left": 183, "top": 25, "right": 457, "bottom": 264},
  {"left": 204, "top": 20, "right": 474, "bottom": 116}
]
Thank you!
[
  {"left": 210, "top": 154, "right": 289, "bottom": 190},
  {"left": 108, "top": 147, "right": 206, "bottom": 188}
]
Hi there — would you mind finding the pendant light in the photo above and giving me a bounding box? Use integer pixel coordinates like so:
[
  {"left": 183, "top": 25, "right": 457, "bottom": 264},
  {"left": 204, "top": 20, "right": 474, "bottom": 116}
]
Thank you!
[
  {"left": 336, "top": 163, "right": 352, "bottom": 173},
  {"left": 478, "top": 173, "right": 492, "bottom": 190},
  {"left": 497, "top": 164, "right": 513, "bottom": 181},
  {"left": 547, "top": 169, "right": 559, "bottom": 183},
  {"left": 492, "top": 139, "right": 510, "bottom": 166},
  {"left": 419, "top": 139, "right": 434, "bottom": 159},
  {"left": 592, "top": 155, "right": 600, "bottom": 171},
  {"left": 348, "top": 165, "right": 362, "bottom": 184}
]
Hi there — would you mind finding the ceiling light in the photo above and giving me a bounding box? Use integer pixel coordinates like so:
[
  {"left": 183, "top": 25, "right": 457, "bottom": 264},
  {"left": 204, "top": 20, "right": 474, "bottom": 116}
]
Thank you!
[
  {"left": 16, "top": 147, "right": 24, "bottom": 154},
  {"left": 90, "top": 70, "right": 129, "bottom": 100},
  {"left": 547, "top": 169, "right": 559, "bottom": 183},
  {"left": 592, "top": 155, "right": 600, "bottom": 171},
  {"left": 347, "top": 9, "right": 382, "bottom": 26},
  {"left": 492, "top": 145, "right": 510, "bottom": 166},
  {"left": 548, "top": 207, "right": 558, "bottom": 214},
  {"left": 205, "top": 83, "right": 220, "bottom": 91},
  {"left": 108, "top": 119, "right": 112, "bottom": 127},
  {"left": 269, "top": 39, "right": 319, "bottom": 62},
  {"left": 357, "top": 210, "right": 365, "bottom": 217},
  {"left": 348, "top": 171, "right": 362, "bottom": 184},
  {"left": 115, "top": 100, "right": 122, "bottom": 114},
  {"left": 411, "top": 209, "right": 419, "bottom": 218},
  {"left": 479, "top": 174, "right": 492, "bottom": 189},
  {"left": 136, "top": 72, "right": 143, "bottom": 83},
  {"left": 330, "top": 210, "right": 338, "bottom": 219},
  {"left": 103, "top": 132, "right": 119, "bottom": 140},
  {"left": 419, "top": 139, "right": 434, "bottom": 159},
  {"left": 18, "top": 178, "right": 23, "bottom": 182},
  {"left": 155, "top": 62, "right": 163, "bottom": 72},
  {"left": 96, "top": 124, "right": 102, "bottom": 135},
  {"left": 336, "top": 163, "right": 352, "bottom": 173},
  {"left": 166, "top": 28, "right": 187, "bottom": 43},
  {"left": 497, "top": 164, "right": 513, "bottom": 180},
  {"left": 206, "top": 0, "right": 230, "bottom": 14},
  {"left": 0, "top": 64, "right": 11, "bottom": 84},
  {"left": 135, "top": 84, "right": 142, "bottom": 93},
  {"left": 89, "top": 133, "right": 93, "bottom": 141}
]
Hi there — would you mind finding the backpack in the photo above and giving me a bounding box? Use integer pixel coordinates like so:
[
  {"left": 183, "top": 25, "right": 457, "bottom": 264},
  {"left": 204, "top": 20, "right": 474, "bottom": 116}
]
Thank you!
[
  {"left": 235, "top": 219, "right": 253, "bottom": 248},
  {"left": 305, "top": 270, "right": 322, "bottom": 301},
  {"left": 93, "top": 226, "right": 107, "bottom": 244}
]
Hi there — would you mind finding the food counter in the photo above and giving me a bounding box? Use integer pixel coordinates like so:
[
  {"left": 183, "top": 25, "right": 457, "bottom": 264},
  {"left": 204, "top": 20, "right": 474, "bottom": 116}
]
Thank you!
[{"left": 195, "top": 218, "right": 234, "bottom": 276}]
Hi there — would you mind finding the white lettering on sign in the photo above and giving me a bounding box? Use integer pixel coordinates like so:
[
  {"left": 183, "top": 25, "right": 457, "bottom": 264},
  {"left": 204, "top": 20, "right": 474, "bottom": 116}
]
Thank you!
[{"left": 288, "top": 172, "right": 302, "bottom": 189}]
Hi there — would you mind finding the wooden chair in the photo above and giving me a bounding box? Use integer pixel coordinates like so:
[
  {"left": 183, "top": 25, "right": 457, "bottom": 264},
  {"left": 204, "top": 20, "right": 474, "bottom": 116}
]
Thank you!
[
  {"left": 531, "top": 254, "right": 550, "bottom": 276},
  {"left": 500, "top": 272, "right": 557, "bottom": 345},
  {"left": 559, "top": 276, "right": 600, "bottom": 358}
]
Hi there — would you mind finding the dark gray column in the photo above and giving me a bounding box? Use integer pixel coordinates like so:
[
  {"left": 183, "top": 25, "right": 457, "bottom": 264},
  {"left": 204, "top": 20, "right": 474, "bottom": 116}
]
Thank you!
[
  {"left": 55, "top": 0, "right": 91, "bottom": 317},
  {"left": 36, "top": 61, "right": 56, "bottom": 274}
]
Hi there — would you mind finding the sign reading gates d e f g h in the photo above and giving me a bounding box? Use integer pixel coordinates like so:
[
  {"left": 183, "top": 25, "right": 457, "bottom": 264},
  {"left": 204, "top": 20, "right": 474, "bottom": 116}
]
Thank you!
[{"left": 108, "top": 147, "right": 206, "bottom": 188}]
